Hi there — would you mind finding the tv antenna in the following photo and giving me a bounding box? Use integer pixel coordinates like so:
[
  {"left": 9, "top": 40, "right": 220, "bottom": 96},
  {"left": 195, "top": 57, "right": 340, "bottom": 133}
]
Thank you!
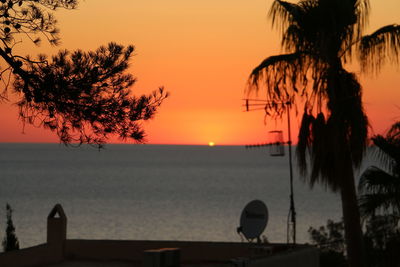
[
  {"left": 237, "top": 200, "right": 269, "bottom": 243},
  {"left": 243, "top": 99, "right": 296, "bottom": 245}
]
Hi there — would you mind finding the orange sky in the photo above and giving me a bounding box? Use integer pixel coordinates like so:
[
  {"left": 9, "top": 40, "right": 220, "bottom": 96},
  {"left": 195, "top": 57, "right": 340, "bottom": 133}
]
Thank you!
[{"left": 0, "top": 0, "right": 399, "bottom": 145}]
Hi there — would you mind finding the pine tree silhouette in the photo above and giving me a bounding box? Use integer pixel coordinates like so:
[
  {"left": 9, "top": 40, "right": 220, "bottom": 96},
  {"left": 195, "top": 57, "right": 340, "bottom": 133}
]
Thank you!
[{"left": 2, "top": 203, "right": 19, "bottom": 252}]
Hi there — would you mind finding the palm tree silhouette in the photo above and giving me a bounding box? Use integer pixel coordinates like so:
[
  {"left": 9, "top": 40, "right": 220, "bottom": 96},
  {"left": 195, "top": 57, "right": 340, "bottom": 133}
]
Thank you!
[
  {"left": 359, "top": 121, "right": 400, "bottom": 218},
  {"left": 247, "top": 1, "right": 400, "bottom": 266}
]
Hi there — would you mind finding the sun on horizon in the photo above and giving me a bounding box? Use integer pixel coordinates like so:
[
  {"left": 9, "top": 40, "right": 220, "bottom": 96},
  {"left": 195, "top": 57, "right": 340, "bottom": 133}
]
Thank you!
[{"left": 208, "top": 141, "right": 215, "bottom": 147}]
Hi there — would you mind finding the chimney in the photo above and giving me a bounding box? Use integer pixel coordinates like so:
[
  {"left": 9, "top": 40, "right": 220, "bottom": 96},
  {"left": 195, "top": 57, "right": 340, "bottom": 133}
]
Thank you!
[{"left": 47, "top": 204, "right": 67, "bottom": 246}]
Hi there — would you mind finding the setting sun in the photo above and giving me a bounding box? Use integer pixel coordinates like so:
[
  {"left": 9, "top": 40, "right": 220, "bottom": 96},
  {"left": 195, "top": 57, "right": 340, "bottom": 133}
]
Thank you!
[
  {"left": 0, "top": 0, "right": 398, "bottom": 145},
  {"left": 208, "top": 142, "right": 215, "bottom": 147}
]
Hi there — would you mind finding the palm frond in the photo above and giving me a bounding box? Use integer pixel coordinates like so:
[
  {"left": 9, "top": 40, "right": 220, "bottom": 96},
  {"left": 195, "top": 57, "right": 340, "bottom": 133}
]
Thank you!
[
  {"left": 247, "top": 52, "right": 306, "bottom": 117},
  {"left": 269, "top": 0, "right": 311, "bottom": 34},
  {"left": 358, "top": 165, "right": 400, "bottom": 217},
  {"left": 296, "top": 110, "right": 314, "bottom": 176},
  {"left": 338, "top": 0, "right": 370, "bottom": 62},
  {"left": 282, "top": 24, "right": 303, "bottom": 52},
  {"left": 372, "top": 135, "right": 399, "bottom": 174},
  {"left": 309, "top": 112, "right": 333, "bottom": 189},
  {"left": 269, "top": 0, "right": 301, "bottom": 30},
  {"left": 296, "top": 110, "right": 344, "bottom": 192},
  {"left": 359, "top": 193, "right": 400, "bottom": 218},
  {"left": 348, "top": 107, "right": 369, "bottom": 168},
  {"left": 354, "top": 0, "right": 370, "bottom": 37},
  {"left": 358, "top": 120, "right": 400, "bottom": 218},
  {"left": 359, "top": 24, "right": 400, "bottom": 73},
  {"left": 358, "top": 166, "right": 399, "bottom": 194},
  {"left": 388, "top": 121, "right": 400, "bottom": 139}
]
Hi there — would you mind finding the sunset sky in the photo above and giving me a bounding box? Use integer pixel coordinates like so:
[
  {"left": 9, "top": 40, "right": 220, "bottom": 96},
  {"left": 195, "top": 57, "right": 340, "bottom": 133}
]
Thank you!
[{"left": 0, "top": 0, "right": 399, "bottom": 145}]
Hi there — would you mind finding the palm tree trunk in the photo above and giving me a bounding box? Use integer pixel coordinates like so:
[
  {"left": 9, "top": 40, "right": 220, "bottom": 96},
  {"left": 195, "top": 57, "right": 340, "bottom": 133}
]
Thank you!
[{"left": 340, "top": 160, "right": 365, "bottom": 267}]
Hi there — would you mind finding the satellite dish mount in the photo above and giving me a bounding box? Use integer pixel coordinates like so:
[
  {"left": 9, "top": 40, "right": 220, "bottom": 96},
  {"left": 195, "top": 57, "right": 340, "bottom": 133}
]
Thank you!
[{"left": 237, "top": 200, "right": 269, "bottom": 244}]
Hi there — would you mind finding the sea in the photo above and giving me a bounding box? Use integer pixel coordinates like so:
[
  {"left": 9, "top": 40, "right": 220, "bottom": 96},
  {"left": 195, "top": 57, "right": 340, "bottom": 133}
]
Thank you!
[{"left": 0, "top": 143, "right": 374, "bottom": 248}]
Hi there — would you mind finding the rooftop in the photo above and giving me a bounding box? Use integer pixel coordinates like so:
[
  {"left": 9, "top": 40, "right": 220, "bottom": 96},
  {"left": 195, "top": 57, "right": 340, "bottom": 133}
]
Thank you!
[{"left": 0, "top": 204, "right": 320, "bottom": 267}]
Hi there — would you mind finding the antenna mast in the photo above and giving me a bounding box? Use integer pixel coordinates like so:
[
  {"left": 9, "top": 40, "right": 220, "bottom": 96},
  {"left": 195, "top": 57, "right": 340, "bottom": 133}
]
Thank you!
[{"left": 243, "top": 99, "right": 296, "bottom": 244}]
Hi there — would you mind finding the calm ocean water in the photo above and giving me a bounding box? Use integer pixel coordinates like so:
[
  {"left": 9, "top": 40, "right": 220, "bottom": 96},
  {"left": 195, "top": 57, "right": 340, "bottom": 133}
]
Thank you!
[{"left": 0, "top": 143, "right": 372, "bottom": 248}]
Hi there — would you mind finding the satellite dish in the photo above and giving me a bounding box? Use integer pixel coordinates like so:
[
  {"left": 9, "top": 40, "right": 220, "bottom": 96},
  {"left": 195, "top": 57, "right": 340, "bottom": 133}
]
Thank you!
[{"left": 238, "top": 200, "right": 269, "bottom": 241}]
